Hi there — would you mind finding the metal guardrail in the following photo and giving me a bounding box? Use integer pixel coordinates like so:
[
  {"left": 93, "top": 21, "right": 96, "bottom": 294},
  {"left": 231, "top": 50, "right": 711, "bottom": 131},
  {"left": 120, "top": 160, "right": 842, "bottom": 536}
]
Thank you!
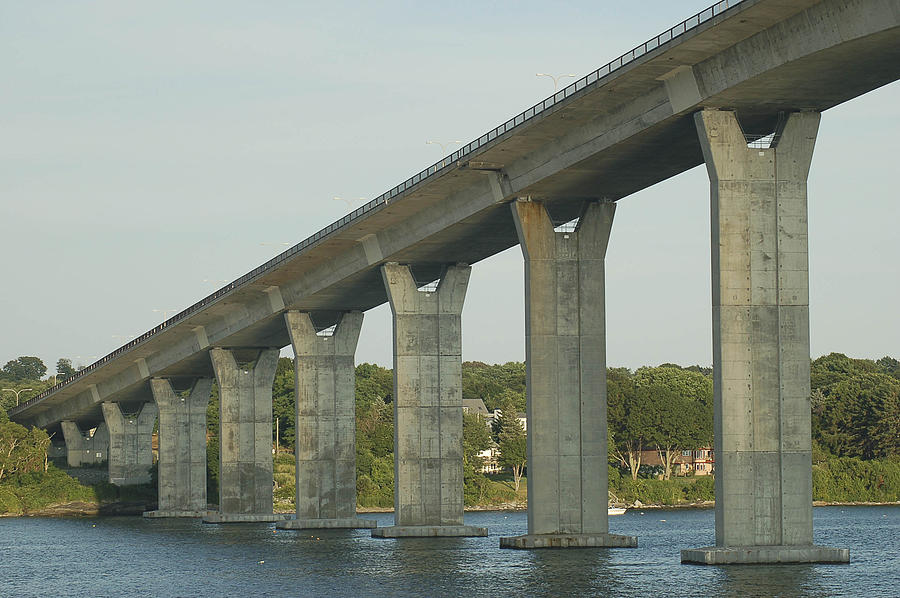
[{"left": 13, "top": 0, "right": 742, "bottom": 415}]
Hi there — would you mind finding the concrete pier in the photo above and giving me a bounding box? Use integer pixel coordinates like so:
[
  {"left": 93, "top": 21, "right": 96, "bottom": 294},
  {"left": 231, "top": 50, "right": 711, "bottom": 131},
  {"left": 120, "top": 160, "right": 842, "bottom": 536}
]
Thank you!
[
  {"left": 373, "top": 263, "right": 486, "bottom": 538},
  {"left": 204, "top": 348, "right": 285, "bottom": 523},
  {"left": 100, "top": 402, "right": 157, "bottom": 486},
  {"left": 60, "top": 421, "right": 107, "bottom": 467},
  {"left": 277, "top": 311, "right": 376, "bottom": 531},
  {"left": 682, "top": 110, "right": 847, "bottom": 565},
  {"left": 500, "top": 200, "right": 635, "bottom": 550},
  {"left": 143, "top": 378, "right": 212, "bottom": 518}
]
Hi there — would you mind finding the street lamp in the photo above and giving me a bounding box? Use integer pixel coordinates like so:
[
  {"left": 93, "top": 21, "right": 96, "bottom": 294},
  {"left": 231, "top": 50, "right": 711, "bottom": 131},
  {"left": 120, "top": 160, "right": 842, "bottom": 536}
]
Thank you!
[
  {"left": 153, "top": 308, "right": 178, "bottom": 321},
  {"left": 2, "top": 388, "right": 33, "bottom": 406},
  {"left": 426, "top": 140, "right": 463, "bottom": 167},
  {"left": 333, "top": 196, "right": 367, "bottom": 208},
  {"left": 536, "top": 73, "right": 578, "bottom": 91}
]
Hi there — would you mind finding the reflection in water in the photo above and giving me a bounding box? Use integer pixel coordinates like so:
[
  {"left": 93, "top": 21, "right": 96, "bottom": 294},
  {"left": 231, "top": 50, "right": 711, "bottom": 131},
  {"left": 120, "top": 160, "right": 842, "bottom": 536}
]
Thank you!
[
  {"left": 520, "top": 549, "right": 620, "bottom": 597},
  {"left": 0, "top": 507, "right": 895, "bottom": 598},
  {"left": 717, "top": 564, "right": 825, "bottom": 598}
]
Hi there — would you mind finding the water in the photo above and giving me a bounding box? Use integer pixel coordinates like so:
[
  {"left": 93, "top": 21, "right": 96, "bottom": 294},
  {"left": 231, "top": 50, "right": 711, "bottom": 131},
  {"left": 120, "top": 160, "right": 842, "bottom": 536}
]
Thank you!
[{"left": 1, "top": 507, "right": 898, "bottom": 597}]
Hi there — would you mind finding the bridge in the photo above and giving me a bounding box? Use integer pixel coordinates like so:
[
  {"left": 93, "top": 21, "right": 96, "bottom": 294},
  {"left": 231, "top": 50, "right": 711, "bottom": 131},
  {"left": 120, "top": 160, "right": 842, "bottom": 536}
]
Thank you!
[{"left": 10, "top": 0, "right": 898, "bottom": 563}]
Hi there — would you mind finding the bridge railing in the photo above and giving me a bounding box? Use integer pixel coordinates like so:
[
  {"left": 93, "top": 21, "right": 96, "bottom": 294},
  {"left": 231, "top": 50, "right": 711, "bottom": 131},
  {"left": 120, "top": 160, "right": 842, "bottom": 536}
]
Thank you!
[{"left": 13, "top": 0, "right": 741, "bottom": 416}]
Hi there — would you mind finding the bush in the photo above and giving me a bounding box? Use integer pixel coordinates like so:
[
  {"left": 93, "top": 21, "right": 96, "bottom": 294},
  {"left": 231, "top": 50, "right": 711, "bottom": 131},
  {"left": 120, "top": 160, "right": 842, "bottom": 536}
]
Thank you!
[
  {"left": 813, "top": 456, "right": 900, "bottom": 502},
  {"left": 0, "top": 487, "right": 22, "bottom": 515}
]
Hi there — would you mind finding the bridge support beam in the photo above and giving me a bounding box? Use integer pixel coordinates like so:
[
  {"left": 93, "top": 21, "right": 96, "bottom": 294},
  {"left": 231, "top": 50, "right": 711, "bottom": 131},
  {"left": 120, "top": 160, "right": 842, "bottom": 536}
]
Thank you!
[
  {"left": 101, "top": 402, "right": 157, "bottom": 486},
  {"left": 682, "top": 110, "right": 847, "bottom": 565},
  {"left": 277, "top": 311, "right": 376, "bottom": 530},
  {"left": 204, "top": 348, "right": 288, "bottom": 523},
  {"left": 500, "top": 200, "right": 636, "bottom": 549},
  {"left": 143, "top": 378, "right": 212, "bottom": 518},
  {"left": 372, "top": 263, "right": 486, "bottom": 538},
  {"left": 60, "top": 421, "right": 108, "bottom": 467}
]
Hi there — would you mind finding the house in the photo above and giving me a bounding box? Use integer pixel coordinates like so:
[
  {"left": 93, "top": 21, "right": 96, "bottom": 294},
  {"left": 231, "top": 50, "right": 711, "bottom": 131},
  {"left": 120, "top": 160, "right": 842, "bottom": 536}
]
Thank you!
[{"left": 636, "top": 447, "right": 715, "bottom": 476}]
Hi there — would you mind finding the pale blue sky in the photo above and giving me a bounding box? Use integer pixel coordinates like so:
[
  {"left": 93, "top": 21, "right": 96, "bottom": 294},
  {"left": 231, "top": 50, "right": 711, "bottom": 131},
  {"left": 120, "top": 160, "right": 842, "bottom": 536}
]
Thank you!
[{"left": 1, "top": 1, "right": 897, "bottom": 373}]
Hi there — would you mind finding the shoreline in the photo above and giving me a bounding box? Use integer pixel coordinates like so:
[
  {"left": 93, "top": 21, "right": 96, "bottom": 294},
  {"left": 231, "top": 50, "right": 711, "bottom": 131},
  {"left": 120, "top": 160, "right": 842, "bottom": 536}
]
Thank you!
[{"left": 6, "top": 499, "right": 899, "bottom": 518}]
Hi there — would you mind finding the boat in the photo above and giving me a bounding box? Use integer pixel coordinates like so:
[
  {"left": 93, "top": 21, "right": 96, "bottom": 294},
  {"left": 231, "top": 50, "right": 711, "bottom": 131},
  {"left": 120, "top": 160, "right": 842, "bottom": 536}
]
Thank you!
[{"left": 608, "top": 507, "right": 627, "bottom": 516}]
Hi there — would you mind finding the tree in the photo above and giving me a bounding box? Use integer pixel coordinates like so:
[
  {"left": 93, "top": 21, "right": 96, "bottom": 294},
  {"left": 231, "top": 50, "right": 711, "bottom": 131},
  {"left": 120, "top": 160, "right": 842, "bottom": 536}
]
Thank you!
[
  {"left": 495, "top": 396, "right": 526, "bottom": 491},
  {"left": 56, "top": 358, "right": 76, "bottom": 381},
  {"left": 0, "top": 418, "right": 51, "bottom": 482},
  {"left": 608, "top": 375, "right": 656, "bottom": 480},
  {"left": 462, "top": 410, "right": 493, "bottom": 503},
  {"left": 814, "top": 372, "right": 900, "bottom": 459},
  {"left": 633, "top": 366, "right": 713, "bottom": 480},
  {"left": 2, "top": 356, "right": 47, "bottom": 382}
]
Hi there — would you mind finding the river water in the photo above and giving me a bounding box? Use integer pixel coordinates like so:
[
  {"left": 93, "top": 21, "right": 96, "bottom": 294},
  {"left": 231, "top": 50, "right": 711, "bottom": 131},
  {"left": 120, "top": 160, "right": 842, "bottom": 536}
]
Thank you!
[{"left": 1, "top": 506, "right": 898, "bottom": 597}]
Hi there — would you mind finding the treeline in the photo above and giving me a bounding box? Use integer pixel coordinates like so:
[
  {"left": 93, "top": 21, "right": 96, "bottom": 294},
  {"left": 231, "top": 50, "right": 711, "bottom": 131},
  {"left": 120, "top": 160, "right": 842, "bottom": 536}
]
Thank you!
[{"left": 2, "top": 351, "right": 898, "bottom": 510}]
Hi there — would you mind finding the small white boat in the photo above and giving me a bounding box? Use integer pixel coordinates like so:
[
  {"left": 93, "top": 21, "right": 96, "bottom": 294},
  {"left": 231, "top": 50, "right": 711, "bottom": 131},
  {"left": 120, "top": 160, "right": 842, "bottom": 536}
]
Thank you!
[{"left": 608, "top": 507, "right": 627, "bottom": 516}]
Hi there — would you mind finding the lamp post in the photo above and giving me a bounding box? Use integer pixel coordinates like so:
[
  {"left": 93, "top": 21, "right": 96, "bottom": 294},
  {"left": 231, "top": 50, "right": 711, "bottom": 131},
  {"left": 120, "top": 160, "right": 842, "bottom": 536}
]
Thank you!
[
  {"left": 153, "top": 308, "right": 178, "bottom": 321},
  {"left": 536, "top": 72, "right": 577, "bottom": 91},
  {"left": 2, "top": 388, "right": 33, "bottom": 406},
  {"left": 333, "top": 196, "right": 367, "bottom": 208},
  {"left": 426, "top": 140, "right": 463, "bottom": 167}
]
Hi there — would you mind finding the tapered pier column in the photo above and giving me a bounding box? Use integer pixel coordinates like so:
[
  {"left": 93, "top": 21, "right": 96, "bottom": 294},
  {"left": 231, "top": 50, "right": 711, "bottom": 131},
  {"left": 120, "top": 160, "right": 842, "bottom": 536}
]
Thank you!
[
  {"left": 101, "top": 402, "right": 157, "bottom": 486},
  {"left": 682, "top": 110, "right": 847, "bottom": 565},
  {"left": 500, "top": 200, "right": 636, "bottom": 550},
  {"left": 143, "top": 378, "right": 212, "bottom": 518},
  {"left": 277, "top": 311, "right": 376, "bottom": 530},
  {"left": 204, "top": 348, "right": 288, "bottom": 523},
  {"left": 372, "top": 263, "right": 486, "bottom": 538},
  {"left": 60, "top": 421, "right": 108, "bottom": 467}
]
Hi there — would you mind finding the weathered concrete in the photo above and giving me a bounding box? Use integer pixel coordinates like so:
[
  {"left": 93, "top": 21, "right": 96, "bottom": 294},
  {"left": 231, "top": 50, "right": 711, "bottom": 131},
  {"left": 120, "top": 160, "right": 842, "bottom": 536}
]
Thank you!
[
  {"left": 143, "top": 377, "right": 212, "bottom": 518},
  {"left": 144, "top": 509, "right": 211, "bottom": 519},
  {"left": 500, "top": 533, "right": 637, "bottom": 549},
  {"left": 209, "top": 347, "right": 278, "bottom": 520},
  {"left": 202, "top": 512, "right": 291, "bottom": 524},
  {"left": 60, "top": 421, "right": 107, "bottom": 467},
  {"left": 277, "top": 517, "right": 377, "bottom": 530},
  {"left": 687, "top": 109, "right": 846, "bottom": 564},
  {"left": 372, "top": 525, "right": 487, "bottom": 538},
  {"left": 101, "top": 402, "right": 157, "bottom": 486},
  {"left": 501, "top": 200, "right": 635, "bottom": 550},
  {"left": 378, "top": 262, "right": 486, "bottom": 538},
  {"left": 682, "top": 545, "right": 850, "bottom": 565},
  {"left": 282, "top": 310, "right": 376, "bottom": 530}
]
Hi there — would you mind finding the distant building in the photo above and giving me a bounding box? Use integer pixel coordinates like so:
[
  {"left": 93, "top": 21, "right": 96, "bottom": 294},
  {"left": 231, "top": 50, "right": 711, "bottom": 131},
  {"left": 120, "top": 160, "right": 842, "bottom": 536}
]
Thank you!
[{"left": 637, "top": 447, "right": 714, "bottom": 476}]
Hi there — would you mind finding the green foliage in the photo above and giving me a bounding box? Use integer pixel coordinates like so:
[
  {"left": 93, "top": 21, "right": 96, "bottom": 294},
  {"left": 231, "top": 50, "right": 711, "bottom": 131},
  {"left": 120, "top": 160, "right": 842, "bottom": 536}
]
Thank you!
[
  {"left": 2, "top": 356, "right": 47, "bottom": 382},
  {"left": 273, "top": 357, "right": 295, "bottom": 451},
  {"left": 462, "top": 362, "right": 525, "bottom": 412},
  {"left": 813, "top": 456, "right": 900, "bottom": 502},
  {"left": 0, "top": 420, "right": 51, "bottom": 482},
  {"left": 812, "top": 353, "right": 900, "bottom": 459},
  {"left": 56, "top": 358, "right": 76, "bottom": 380},
  {"left": 462, "top": 411, "right": 493, "bottom": 504},
  {"left": 608, "top": 466, "right": 715, "bottom": 505}
]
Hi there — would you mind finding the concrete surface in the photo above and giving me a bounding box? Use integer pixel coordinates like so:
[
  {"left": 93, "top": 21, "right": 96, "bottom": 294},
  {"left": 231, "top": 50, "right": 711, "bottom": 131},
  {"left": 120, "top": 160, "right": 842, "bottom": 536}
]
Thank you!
[
  {"left": 511, "top": 200, "right": 631, "bottom": 546},
  {"left": 60, "top": 421, "right": 107, "bottom": 467},
  {"left": 151, "top": 377, "right": 212, "bottom": 515},
  {"left": 681, "top": 545, "right": 850, "bottom": 564},
  {"left": 690, "top": 109, "right": 846, "bottom": 562},
  {"left": 101, "top": 401, "right": 156, "bottom": 486},
  {"left": 210, "top": 347, "right": 279, "bottom": 517},
  {"left": 276, "top": 517, "right": 377, "bottom": 530},
  {"left": 380, "top": 263, "right": 478, "bottom": 535},
  {"left": 499, "top": 533, "right": 638, "bottom": 549},
  {"left": 372, "top": 525, "right": 488, "bottom": 538},
  {"left": 285, "top": 310, "right": 365, "bottom": 525}
]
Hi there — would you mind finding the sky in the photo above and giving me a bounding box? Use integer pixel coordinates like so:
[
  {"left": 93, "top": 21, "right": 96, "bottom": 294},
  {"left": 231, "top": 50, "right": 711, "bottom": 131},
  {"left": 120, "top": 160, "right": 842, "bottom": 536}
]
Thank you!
[{"left": 1, "top": 1, "right": 897, "bottom": 375}]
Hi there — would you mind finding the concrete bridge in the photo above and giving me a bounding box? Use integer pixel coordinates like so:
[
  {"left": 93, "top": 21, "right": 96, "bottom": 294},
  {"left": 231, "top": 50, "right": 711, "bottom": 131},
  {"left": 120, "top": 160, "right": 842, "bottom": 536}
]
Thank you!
[{"left": 11, "top": 0, "right": 898, "bottom": 563}]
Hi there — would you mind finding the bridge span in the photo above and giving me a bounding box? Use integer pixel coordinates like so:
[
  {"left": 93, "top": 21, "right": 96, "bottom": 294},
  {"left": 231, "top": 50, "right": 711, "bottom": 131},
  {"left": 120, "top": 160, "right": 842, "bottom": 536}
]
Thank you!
[{"left": 11, "top": 0, "right": 899, "bottom": 562}]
